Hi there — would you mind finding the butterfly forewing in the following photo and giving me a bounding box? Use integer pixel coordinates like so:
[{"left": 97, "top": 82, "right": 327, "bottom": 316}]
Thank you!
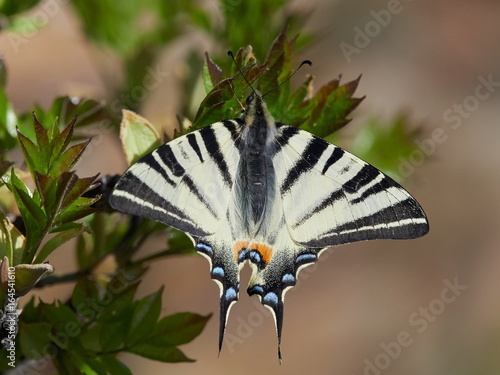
[{"left": 110, "top": 120, "right": 243, "bottom": 236}]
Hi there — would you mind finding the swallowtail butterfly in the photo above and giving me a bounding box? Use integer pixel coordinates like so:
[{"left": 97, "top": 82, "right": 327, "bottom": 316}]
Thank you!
[{"left": 110, "top": 61, "right": 429, "bottom": 361}]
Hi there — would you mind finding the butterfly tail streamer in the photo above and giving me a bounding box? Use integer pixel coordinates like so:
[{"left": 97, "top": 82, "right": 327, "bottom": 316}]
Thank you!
[
  {"left": 217, "top": 287, "right": 238, "bottom": 356},
  {"left": 195, "top": 239, "right": 240, "bottom": 357}
]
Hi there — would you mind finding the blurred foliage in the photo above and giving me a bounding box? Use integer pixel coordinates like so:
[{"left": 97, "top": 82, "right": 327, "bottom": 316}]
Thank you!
[
  {"left": 68, "top": 0, "right": 310, "bottom": 113},
  {"left": 0, "top": 0, "right": 427, "bottom": 373},
  {"left": 349, "top": 113, "right": 424, "bottom": 181},
  {"left": 0, "top": 0, "right": 41, "bottom": 24}
]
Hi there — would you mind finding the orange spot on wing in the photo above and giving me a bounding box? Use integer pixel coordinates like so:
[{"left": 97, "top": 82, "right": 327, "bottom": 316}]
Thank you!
[
  {"left": 233, "top": 241, "right": 249, "bottom": 261},
  {"left": 251, "top": 243, "right": 273, "bottom": 265}
]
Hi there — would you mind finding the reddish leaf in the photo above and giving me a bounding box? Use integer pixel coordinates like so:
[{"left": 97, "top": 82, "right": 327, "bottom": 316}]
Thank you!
[
  {"left": 60, "top": 174, "right": 100, "bottom": 212},
  {"left": 34, "top": 171, "right": 53, "bottom": 199},
  {"left": 54, "top": 172, "right": 78, "bottom": 214},
  {"left": 51, "top": 115, "right": 76, "bottom": 159},
  {"left": 51, "top": 138, "right": 91, "bottom": 176},
  {"left": 32, "top": 113, "right": 49, "bottom": 150},
  {"left": 204, "top": 52, "right": 223, "bottom": 87}
]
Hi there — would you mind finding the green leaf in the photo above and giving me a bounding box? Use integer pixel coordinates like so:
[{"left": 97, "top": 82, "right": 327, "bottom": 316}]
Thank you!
[
  {"left": 190, "top": 78, "right": 236, "bottom": 131},
  {"left": 8, "top": 169, "right": 46, "bottom": 227},
  {"left": 19, "top": 322, "right": 52, "bottom": 359},
  {"left": 35, "top": 223, "right": 90, "bottom": 263},
  {"left": 16, "top": 129, "right": 41, "bottom": 176},
  {"left": 12, "top": 262, "right": 54, "bottom": 296},
  {"left": 51, "top": 139, "right": 91, "bottom": 177},
  {"left": 120, "top": 110, "right": 162, "bottom": 165},
  {"left": 39, "top": 171, "right": 76, "bottom": 218},
  {"left": 19, "top": 98, "right": 108, "bottom": 136},
  {"left": 301, "top": 75, "right": 364, "bottom": 138},
  {"left": 71, "top": 277, "right": 100, "bottom": 318},
  {"left": 51, "top": 116, "right": 75, "bottom": 158},
  {"left": 53, "top": 201, "right": 98, "bottom": 227},
  {"left": 97, "top": 282, "right": 140, "bottom": 323},
  {"left": 42, "top": 301, "right": 81, "bottom": 349},
  {"left": 147, "top": 313, "right": 211, "bottom": 347},
  {"left": 126, "top": 287, "right": 163, "bottom": 346},
  {"left": 33, "top": 113, "right": 51, "bottom": 165},
  {"left": 59, "top": 174, "right": 99, "bottom": 213},
  {"left": 281, "top": 75, "right": 314, "bottom": 126},
  {"left": 97, "top": 356, "right": 133, "bottom": 375},
  {"left": 0, "top": 210, "right": 25, "bottom": 266},
  {"left": 100, "top": 321, "right": 129, "bottom": 351},
  {"left": 127, "top": 344, "right": 194, "bottom": 363}
]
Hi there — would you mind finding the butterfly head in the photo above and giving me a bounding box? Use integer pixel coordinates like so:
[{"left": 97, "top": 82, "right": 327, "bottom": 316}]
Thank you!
[{"left": 243, "top": 90, "right": 276, "bottom": 130}]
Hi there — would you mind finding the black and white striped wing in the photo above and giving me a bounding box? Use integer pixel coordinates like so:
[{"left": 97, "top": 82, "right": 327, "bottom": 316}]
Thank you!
[
  {"left": 275, "top": 125, "right": 429, "bottom": 247},
  {"left": 110, "top": 120, "right": 242, "bottom": 237}
]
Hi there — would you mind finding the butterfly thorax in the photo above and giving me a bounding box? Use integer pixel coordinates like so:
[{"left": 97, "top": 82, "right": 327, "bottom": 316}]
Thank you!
[{"left": 236, "top": 95, "right": 279, "bottom": 236}]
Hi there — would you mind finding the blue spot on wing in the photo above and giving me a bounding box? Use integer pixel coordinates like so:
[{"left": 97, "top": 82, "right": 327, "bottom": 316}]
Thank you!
[
  {"left": 263, "top": 292, "right": 279, "bottom": 307},
  {"left": 238, "top": 250, "right": 247, "bottom": 263},
  {"left": 212, "top": 267, "right": 225, "bottom": 278},
  {"left": 249, "top": 250, "right": 262, "bottom": 263},
  {"left": 248, "top": 285, "right": 264, "bottom": 296},
  {"left": 225, "top": 287, "right": 237, "bottom": 301},
  {"left": 295, "top": 253, "right": 317, "bottom": 266},
  {"left": 282, "top": 273, "right": 296, "bottom": 285},
  {"left": 196, "top": 243, "right": 213, "bottom": 256}
]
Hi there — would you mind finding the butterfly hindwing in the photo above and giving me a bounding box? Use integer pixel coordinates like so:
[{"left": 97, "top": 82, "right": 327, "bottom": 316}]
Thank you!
[{"left": 194, "top": 235, "right": 241, "bottom": 355}]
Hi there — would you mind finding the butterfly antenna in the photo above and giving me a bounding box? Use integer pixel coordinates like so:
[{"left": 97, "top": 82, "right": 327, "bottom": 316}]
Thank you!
[
  {"left": 228, "top": 50, "right": 258, "bottom": 97},
  {"left": 262, "top": 59, "right": 313, "bottom": 98}
]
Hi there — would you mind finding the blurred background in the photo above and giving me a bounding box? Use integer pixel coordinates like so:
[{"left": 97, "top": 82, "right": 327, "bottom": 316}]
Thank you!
[{"left": 1, "top": 0, "right": 499, "bottom": 374}]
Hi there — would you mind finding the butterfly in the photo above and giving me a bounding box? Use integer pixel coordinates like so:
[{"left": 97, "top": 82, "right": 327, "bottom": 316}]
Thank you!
[{"left": 109, "top": 67, "right": 429, "bottom": 361}]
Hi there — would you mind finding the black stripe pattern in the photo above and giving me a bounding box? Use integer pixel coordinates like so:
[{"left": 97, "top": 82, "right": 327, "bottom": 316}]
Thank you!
[
  {"left": 200, "top": 126, "right": 233, "bottom": 186},
  {"left": 187, "top": 133, "right": 204, "bottom": 162},
  {"left": 280, "top": 136, "right": 329, "bottom": 193}
]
